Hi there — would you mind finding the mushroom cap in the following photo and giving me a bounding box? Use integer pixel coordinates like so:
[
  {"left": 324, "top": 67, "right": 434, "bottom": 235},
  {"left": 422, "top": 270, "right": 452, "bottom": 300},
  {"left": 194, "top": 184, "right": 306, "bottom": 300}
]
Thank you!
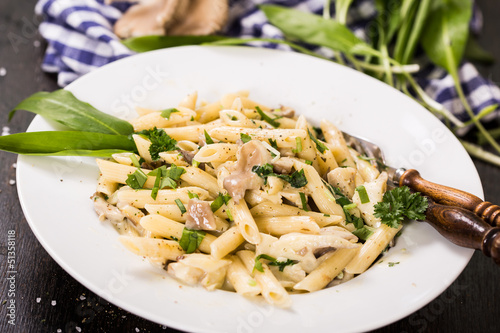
[{"left": 113, "top": 0, "right": 229, "bottom": 39}]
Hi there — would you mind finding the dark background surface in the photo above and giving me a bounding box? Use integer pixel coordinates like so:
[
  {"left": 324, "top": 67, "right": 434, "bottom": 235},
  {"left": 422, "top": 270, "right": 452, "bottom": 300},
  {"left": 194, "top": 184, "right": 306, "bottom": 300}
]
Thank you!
[{"left": 0, "top": 1, "right": 499, "bottom": 332}]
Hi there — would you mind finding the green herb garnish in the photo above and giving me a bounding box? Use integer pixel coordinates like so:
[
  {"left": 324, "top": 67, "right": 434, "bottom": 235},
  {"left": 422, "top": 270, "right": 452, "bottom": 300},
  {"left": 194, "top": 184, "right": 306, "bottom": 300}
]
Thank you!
[
  {"left": 268, "top": 259, "right": 296, "bottom": 272},
  {"left": 299, "top": 192, "right": 308, "bottom": 211},
  {"left": 351, "top": 225, "right": 375, "bottom": 241},
  {"left": 374, "top": 186, "right": 428, "bottom": 228},
  {"left": 240, "top": 133, "right": 252, "bottom": 143},
  {"left": 175, "top": 199, "right": 187, "bottom": 214},
  {"left": 160, "top": 108, "right": 179, "bottom": 119},
  {"left": 125, "top": 169, "right": 148, "bottom": 189},
  {"left": 148, "top": 164, "right": 185, "bottom": 199},
  {"left": 308, "top": 129, "right": 328, "bottom": 154},
  {"left": 292, "top": 137, "right": 303, "bottom": 153},
  {"left": 179, "top": 228, "right": 206, "bottom": 254},
  {"left": 211, "top": 193, "right": 231, "bottom": 212},
  {"left": 129, "top": 154, "right": 141, "bottom": 168},
  {"left": 204, "top": 130, "right": 214, "bottom": 144},
  {"left": 256, "top": 106, "right": 280, "bottom": 128},
  {"left": 356, "top": 185, "right": 370, "bottom": 204},
  {"left": 136, "top": 127, "right": 178, "bottom": 161},
  {"left": 188, "top": 191, "right": 199, "bottom": 199},
  {"left": 343, "top": 203, "right": 357, "bottom": 210},
  {"left": 254, "top": 254, "right": 295, "bottom": 272},
  {"left": 252, "top": 163, "right": 308, "bottom": 188}
]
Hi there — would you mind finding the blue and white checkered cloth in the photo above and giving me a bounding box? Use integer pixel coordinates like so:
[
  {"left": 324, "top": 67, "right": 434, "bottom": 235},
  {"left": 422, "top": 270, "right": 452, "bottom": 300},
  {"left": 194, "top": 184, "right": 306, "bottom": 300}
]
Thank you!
[{"left": 36, "top": 0, "right": 500, "bottom": 133}]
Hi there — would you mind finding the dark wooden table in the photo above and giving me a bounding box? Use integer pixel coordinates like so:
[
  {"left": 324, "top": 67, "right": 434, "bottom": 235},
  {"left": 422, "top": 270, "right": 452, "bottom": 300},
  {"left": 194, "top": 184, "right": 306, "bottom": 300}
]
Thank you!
[{"left": 1, "top": 1, "right": 499, "bottom": 332}]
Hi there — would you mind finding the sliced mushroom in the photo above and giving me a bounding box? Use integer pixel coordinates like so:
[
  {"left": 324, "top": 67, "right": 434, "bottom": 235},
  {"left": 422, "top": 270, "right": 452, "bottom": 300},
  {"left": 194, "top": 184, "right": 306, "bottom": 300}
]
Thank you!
[
  {"left": 185, "top": 198, "right": 216, "bottom": 231},
  {"left": 223, "top": 140, "right": 272, "bottom": 203}
]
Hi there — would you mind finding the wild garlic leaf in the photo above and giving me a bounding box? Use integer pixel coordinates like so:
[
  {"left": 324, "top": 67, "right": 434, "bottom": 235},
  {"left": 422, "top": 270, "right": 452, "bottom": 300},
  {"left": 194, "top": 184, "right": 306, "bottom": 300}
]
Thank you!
[
  {"left": 0, "top": 131, "right": 135, "bottom": 156},
  {"left": 260, "top": 4, "right": 371, "bottom": 55},
  {"left": 122, "top": 35, "right": 227, "bottom": 53},
  {"left": 9, "top": 90, "right": 134, "bottom": 135},
  {"left": 420, "top": 0, "right": 472, "bottom": 76}
]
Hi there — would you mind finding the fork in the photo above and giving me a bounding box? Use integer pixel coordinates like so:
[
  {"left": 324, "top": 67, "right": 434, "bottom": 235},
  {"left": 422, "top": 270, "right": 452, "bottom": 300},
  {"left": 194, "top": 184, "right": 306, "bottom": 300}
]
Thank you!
[{"left": 343, "top": 132, "right": 500, "bottom": 265}]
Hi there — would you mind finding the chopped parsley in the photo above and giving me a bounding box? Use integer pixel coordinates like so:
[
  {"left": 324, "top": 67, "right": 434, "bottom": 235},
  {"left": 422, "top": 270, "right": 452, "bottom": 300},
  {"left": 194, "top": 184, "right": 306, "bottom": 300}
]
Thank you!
[
  {"left": 240, "top": 133, "right": 252, "bottom": 143},
  {"left": 211, "top": 193, "right": 231, "bottom": 212},
  {"left": 281, "top": 169, "right": 308, "bottom": 188},
  {"left": 204, "top": 130, "right": 214, "bottom": 144},
  {"left": 136, "top": 127, "right": 178, "bottom": 161},
  {"left": 188, "top": 191, "right": 199, "bottom": 199},
  {"left": 126, "top": 169, "right": 148, "bottom": 189},
  {"left": 268, "top": 259, "right": 296, "bottom": 272},
  {"left": 313, "top": 126, "right": 325, "bottom": 141},
  {"left": 256, "top": 106, "right": 280, "bottom": 128},
  {"left": 253, "top": 254, "right": 295, "bottom": 273},
  {"left": 252, "top": 163, "right": 308, "bottom": 188},
  {"left": 305, "top": 160, "right": 313, "bottom": 165},
  {"left": 148, "top": 164, "right": 186, "bottom": 200},
  {"left": 179, "top": 228, "right": 206, "bottom": 254},
  {"left": 388, "top": 262, "right": 400, "bottom": 267},
  {"left": 251, "top": 163, "right": 274, "bottom": 185},
  {"left": 175, "top": 199, "right": 187, "bottom": 214},
  {"left": 308, "top": 129, "right": 328, "bottom": 154},
  {"left": 323, "top": 180, "right": 364, "bottom": 229},
  {"left": 292, "top": 137, "right": 303, "bottom": 153},
  {"left": 268, "top": 138, "right": 279, "bottom": 151},
  {"left": 160, "top": 108, "right": 179, "bottom": 119},
  {"left": 356, "top": 185, "right": 370, "bottom": 204},
  {"left": 374, "top": 186, "right": 428, "bottom": 228},
  {"left": 268, "top": 138, "right": 279, "bottom": 158}
]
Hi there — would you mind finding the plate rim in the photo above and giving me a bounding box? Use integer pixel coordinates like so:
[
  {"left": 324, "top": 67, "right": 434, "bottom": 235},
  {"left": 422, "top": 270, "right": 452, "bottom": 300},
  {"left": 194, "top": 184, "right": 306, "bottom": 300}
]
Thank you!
[{"left": 16, "top": 45, "right": 478, "bottom": 333}]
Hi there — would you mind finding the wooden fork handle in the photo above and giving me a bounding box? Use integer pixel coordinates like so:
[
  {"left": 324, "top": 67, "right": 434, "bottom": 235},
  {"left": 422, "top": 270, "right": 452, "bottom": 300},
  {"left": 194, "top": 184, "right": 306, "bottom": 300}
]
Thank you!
[
  {"left": 400, "top": 169, "right": 500, "bottom": 227},
  {"left": 425, "top": 199, "right": 500, "bottom": 265}
]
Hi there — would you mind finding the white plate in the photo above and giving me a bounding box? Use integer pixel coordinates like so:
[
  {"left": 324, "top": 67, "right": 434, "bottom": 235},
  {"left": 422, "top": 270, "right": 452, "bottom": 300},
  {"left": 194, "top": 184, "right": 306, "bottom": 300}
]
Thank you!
[{"left": 17, "top": 46, "right": 479, "bottom": 333}]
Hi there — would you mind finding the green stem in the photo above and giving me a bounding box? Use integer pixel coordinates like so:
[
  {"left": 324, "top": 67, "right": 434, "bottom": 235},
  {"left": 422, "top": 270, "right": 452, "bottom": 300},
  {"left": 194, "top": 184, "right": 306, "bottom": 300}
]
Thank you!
[
  {"left": 401, "top": 0, "right": 431, "bottom": 64},
  {"left": 452, "top": 71, "right": 500, "bottom": 154},
  {"left": 461, "top": 104, "right": 498, "bottom": 127},
  {"left": 461, "top": 140, "right": 500, "bottom": 167},
  {"left": 380, "top": 44, "right": 393, "bottom": 86},
  {"left": 323, "top": 0, "right": 332, "bottom": 19},
  {"left": 207, "top": 38, "right": 331, "bottom": 61},
  {"left": 402, "top": 72, "right": 464, "bottom": 127}
]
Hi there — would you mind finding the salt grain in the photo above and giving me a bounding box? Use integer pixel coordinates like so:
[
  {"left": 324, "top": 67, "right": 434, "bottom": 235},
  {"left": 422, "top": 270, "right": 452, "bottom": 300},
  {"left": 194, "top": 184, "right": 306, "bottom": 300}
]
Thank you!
[
  {"left": 57, "top": 330, "right": 62, "bottom": 333},
  {"left": 135, "top": 328, "right": 140, "bottom": 332},
  {"left": 51, "top": 300, "right": 56, "bottom": 306},
  {"left": 76, "top": 327, "right": 81, "bottom": 332},
  {"left": 0, "top": 67, "right": 6, "bottom": 76},
  {"left": 12, "top": 163, "right": 17, "bottom": 169},
  {"left": 9, "top": 180, "right": 15, "bottom": 185},
  {"left": 2, "top": 126, "right": 10, "bottom": 136},
  {"left": 79, "top": 295, "right": 86, "bottom": 301},
  {"left": 36, "top": 297, "right": 41, "bottom": 303},
  {"left": 34, "top": 40, "right": 41, "bottom": 47}
]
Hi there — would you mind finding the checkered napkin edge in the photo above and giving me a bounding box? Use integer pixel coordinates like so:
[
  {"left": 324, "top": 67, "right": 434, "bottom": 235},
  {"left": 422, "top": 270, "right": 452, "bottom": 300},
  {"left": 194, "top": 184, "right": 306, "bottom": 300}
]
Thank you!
[{"left": 35, "top": 0, "right": 500, "bottom": 133}]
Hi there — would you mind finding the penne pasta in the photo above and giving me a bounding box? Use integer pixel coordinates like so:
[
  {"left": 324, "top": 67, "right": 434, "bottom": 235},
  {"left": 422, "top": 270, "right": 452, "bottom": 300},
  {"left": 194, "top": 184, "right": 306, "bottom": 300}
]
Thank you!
[{"left": 92, "top": 91, "right": 408, "bottom": 307}]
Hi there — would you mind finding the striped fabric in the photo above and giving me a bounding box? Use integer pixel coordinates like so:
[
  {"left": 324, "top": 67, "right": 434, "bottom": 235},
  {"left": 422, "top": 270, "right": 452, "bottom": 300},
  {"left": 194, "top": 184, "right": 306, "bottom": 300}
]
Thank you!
[{"left": 36, "top": 0, "right": 500, "bottom": 131}]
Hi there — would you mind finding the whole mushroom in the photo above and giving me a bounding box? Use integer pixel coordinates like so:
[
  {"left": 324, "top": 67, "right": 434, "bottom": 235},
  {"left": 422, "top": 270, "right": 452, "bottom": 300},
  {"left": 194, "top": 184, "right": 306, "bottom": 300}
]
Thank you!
[{"left": 108, "top": 0, "right": 229, "bottom": 38}]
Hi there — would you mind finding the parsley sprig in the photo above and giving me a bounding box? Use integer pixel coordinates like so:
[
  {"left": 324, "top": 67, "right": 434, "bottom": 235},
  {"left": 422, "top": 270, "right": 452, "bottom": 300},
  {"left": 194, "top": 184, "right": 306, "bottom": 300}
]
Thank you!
[
  {"left": 136, "top": 127, "right": 178, "bottom": 161},
  {"left": 374, "top": 186, "right": 428, "bottom": 228},
  {"left": 252, "top": 163, "right": 308, "bottom": 188}
]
